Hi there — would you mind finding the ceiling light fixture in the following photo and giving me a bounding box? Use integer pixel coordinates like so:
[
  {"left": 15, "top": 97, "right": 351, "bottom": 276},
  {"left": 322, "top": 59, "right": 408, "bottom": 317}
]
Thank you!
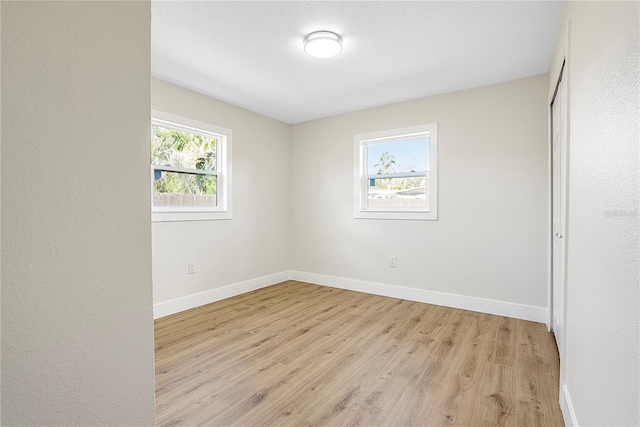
[{"left": 303, "top": 31, "right": 343, "bottom": 58}]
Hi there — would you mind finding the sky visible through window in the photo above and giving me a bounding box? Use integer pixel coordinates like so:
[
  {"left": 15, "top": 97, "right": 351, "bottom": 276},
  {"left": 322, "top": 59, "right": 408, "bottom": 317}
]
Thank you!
[{"left": 367, "top": 137, "right": 430, "bottom": 175}]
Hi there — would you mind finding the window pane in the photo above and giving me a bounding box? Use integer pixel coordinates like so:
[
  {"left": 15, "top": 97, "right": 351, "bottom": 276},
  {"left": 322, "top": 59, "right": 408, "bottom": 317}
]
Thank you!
[
  {"left": 153, "top": 171, "right": 217, "bottom": 207},
  {"left": 367, "top": 137, "right": 429, "bottom": 175},
  {"left": 367, "top": 176, "right": 427, "bottom": 208},
  {"left": 151, "top": 124, "right": 217, "bottom": 171}
]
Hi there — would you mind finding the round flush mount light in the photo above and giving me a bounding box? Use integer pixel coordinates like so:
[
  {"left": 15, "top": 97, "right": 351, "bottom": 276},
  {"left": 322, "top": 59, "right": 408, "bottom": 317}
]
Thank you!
[{"left": 303, "top": 31, "right": 343, "bottom": 58}]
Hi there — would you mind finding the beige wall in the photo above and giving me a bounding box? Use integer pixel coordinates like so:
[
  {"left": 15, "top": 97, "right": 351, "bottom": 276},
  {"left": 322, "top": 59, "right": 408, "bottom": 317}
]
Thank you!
[
  {"left": 550, "top": 2, "right": 639, "bottom": 425},
  {"left": 1, "top": 2, "right": 155, "bottom": 425},
  {"left": 152, "top": 79, "right": 291, "bottom": 306},
  {"left": 291, "top": 75, "right": 549, "bottom": 310}
]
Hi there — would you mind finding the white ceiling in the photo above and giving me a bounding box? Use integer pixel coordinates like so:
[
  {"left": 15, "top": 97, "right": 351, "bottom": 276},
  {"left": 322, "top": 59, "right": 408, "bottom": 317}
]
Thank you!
[{"left": 152, "top": 1, "right": 564, "bottom": 124}]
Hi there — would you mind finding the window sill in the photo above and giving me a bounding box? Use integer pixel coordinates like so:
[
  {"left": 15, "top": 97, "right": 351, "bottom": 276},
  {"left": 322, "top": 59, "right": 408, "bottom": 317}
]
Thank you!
[
  {"left": 152, "top": 211, "right": 232, "bottom": 222},
  {"left": 354, "top": 210, "right": 437, "bottom": 221}
]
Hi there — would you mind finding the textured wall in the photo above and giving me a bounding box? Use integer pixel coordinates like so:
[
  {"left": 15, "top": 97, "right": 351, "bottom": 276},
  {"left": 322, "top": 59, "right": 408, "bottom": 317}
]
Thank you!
[
  {"left": 291, "top": 75, "right": 549, "bottom": 309},
  {"left": 551, "top": 2, "right": 640, "bottom": 425},
  {"left": 1, "top": 2, "right": 155, "bottom": 425},
  {"left": 152, "top": 79, "right": 291, "bottom": 305}
]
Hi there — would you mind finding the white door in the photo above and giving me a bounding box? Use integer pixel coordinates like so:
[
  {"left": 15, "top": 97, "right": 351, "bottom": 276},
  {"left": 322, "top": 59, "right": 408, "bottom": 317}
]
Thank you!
[{"left": 551, "top": 69, "right": 567, "bottom": 356}]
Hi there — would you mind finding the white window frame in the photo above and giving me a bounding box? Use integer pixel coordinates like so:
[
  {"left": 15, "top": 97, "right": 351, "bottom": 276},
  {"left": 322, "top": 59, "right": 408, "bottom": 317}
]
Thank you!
[
  {"left": 151, "top": 110, "right": 232, "bottom": 222},
  {"left": 354, "top": 123, "right": 438, "bottom": 220}
]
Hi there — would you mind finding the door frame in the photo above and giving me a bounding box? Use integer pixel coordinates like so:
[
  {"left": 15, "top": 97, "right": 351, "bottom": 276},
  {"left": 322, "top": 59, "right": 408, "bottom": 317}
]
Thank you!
[
  {"left": 550, "top": 63, "right": 566, "bottom": 349},
  {"left": 547, "top": 23, "right": 571, "bottom": 337},
  {"left": 547, "top": 18, "right": 571, "bottom": 418}
]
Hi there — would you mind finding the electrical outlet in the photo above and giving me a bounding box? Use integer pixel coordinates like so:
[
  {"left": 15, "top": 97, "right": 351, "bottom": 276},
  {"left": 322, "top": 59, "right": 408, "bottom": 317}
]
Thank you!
[
  {"left": 188, "top": 262, "right": 196, "bottom": 274},
  {"left": 389, "top": 256, "right": 397, "bottom": 268}
]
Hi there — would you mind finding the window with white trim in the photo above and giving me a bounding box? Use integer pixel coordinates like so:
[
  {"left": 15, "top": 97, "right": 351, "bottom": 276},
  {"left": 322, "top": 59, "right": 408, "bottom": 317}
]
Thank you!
[
  {"left": 151, "top": 111, "right": 232, "bottom": 222},
  {"left": 354, "top": 123, "right": 437, "bottom": 220}
]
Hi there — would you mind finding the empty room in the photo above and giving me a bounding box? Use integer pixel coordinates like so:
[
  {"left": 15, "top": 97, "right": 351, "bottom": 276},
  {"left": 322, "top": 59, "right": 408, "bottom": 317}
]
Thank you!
[{"left": 2, "top": 1, "right": 638, "bottom": 427}]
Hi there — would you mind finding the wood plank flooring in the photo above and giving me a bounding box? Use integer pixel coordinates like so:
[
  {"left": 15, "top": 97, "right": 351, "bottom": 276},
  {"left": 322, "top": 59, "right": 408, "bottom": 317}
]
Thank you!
[{"left": 154, "top": 281, "right": 564, "bottom": 426}]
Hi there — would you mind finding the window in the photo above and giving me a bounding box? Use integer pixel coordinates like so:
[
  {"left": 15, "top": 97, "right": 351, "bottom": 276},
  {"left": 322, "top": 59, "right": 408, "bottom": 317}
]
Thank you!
[
  {"left": 151, "top": 110, "right": 232, "bottom": 222},
  {"left": 354, "top": 123, "right": 437, "bottom": 220}
]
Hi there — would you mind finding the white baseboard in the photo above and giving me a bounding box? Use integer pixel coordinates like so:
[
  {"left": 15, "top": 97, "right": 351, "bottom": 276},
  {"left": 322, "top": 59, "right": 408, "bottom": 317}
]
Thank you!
[
  {"left": 561, "top": 384, "right": 578, "bottom": 427},
  {"left": 290, "top": 271, "right": 547, "bottom": 323},
  {"left": 153, "top": 271, "right": 292, "bottom": 319},
  {"left": 155, "top": 270, "right": 547, "bottom": 323}
]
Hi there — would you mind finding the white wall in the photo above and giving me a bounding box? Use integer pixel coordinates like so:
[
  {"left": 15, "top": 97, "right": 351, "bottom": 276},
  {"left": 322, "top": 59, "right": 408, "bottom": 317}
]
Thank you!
[
  {"left": 0, "top": 2, "right": 3, "bottom": 421},
  {"left": 291, "top": 75, "right": 549, "bottom": 316},
  {"left": 1, "top": 2, "right": 155, "bottom": 425},
  {"left": 550, "top": 2, "right": 639, "bottom": 426},
  {"left": 152, "top": 79, "right": 291, "bottom": 313}
]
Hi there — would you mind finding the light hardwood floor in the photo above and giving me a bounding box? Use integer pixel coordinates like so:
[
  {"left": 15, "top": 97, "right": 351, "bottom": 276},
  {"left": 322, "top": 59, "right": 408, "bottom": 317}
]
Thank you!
[{"left": 155, "top": 281, "right": 564, "bottom": 426}]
